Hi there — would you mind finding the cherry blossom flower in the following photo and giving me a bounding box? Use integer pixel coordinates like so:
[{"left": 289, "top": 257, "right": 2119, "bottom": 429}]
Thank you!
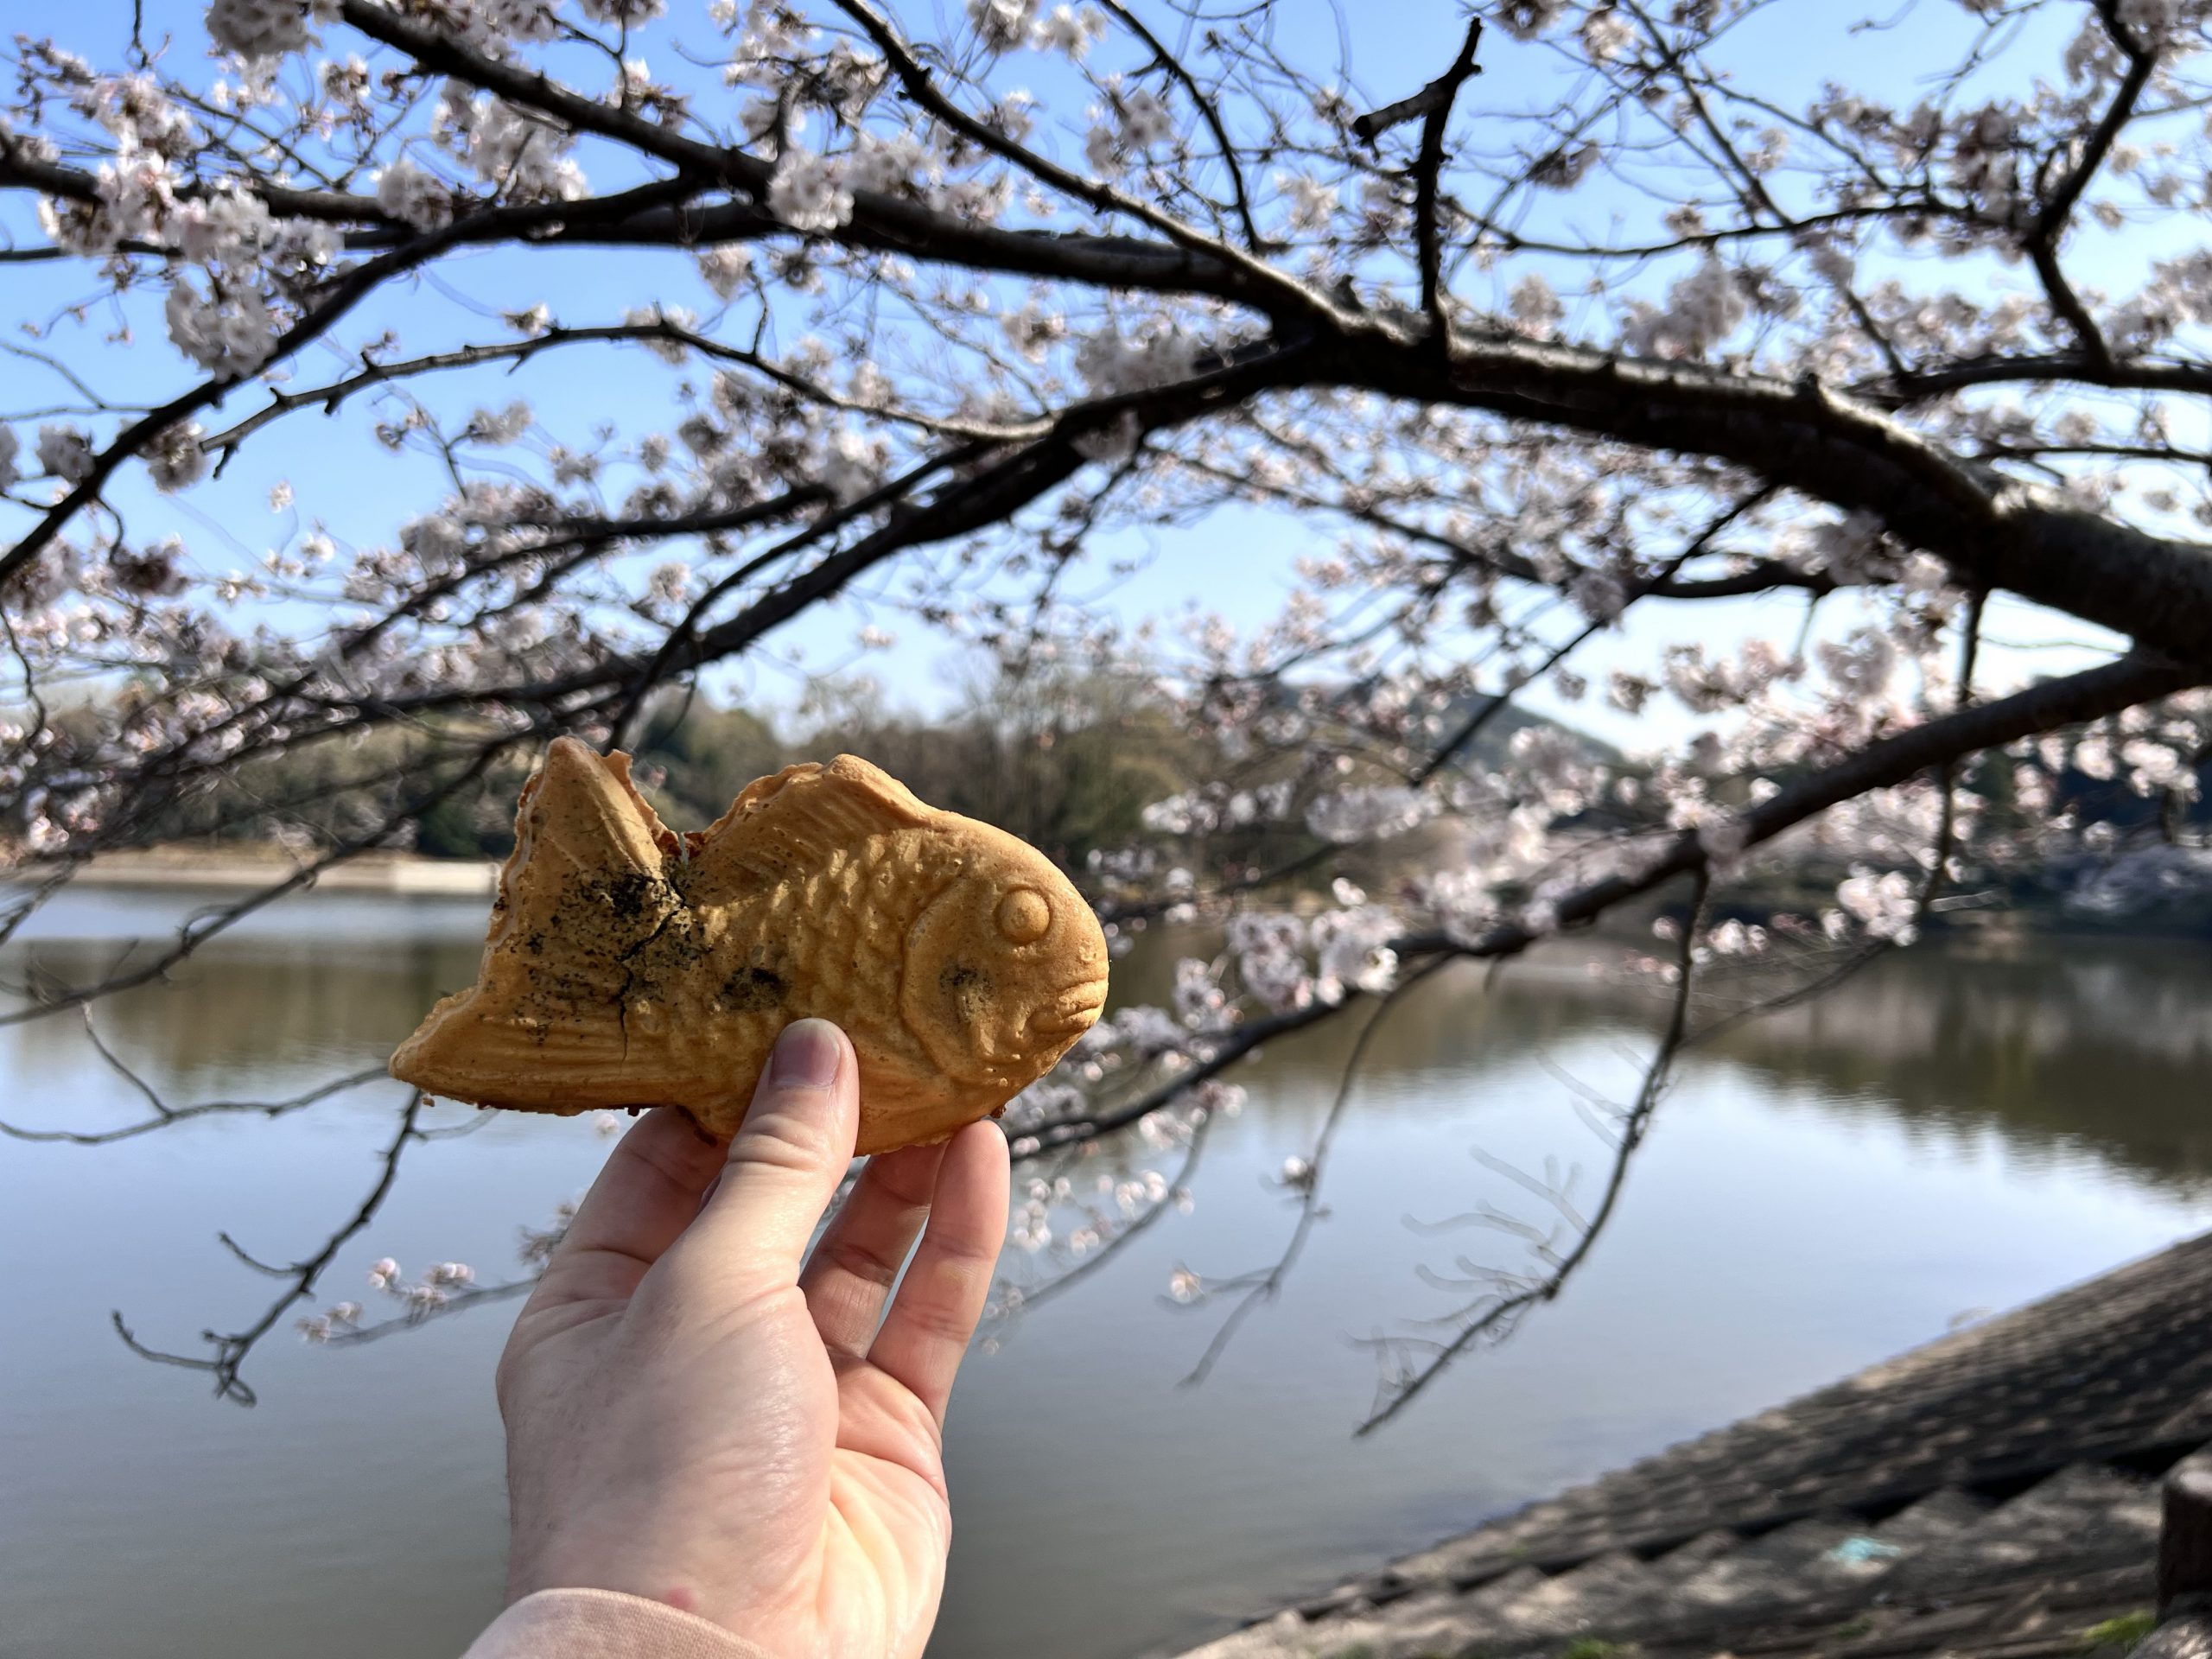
[
  {"left": 205, "top": 0, "right": 321, "bottom": 63},
  {"left": 968, "top": 0, "right": 1034, "bottom": 52},
  {"left": 767, "top": 148, "right": 854, "bottom": 232},
  {"left": 1582, "top": 9, "right": 1634, "bottom": 60},
  {"left": 35, "top": 424, "right": 95, "bottom": 484},
  {"left": 143, "top": 424, "right": 207, "bottom": 491},
  {"left": 1032, "top": 4, "right": 1104, "bottom": 59},
  {"left": 1274, "top": 171, "right": 1338, "bottom": 232},
  {"left": 374, "top": 156, "right": 454, "bottom": 232},
  {"left": 1620, "top": 257, "right": 1748, "bottom": 359},
  {"left": 696, "top": 245, "right": 753, "bottom": 301},
  {"left": 1836, "top": 868, "right": 1920, "bottom": 944},
  {"left": 1119, "top": 89, "right": 1174, "bottom": 150},
  {"left": 163, "top": 276, "right": 280, "bottom": 377}
]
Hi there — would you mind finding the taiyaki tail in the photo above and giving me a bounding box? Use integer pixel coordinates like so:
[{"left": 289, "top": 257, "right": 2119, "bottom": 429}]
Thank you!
[{"left": 389, "top": 737, "right": 680, "bottom": 1108}]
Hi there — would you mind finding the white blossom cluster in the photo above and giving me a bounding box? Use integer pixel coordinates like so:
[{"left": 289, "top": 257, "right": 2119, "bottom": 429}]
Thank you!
[
  {"left": 434, "top": 81, "right": 587, "bottom": 204},
  {"left": 1225, "top": 906, "right": 1401, "bottom": 1010},
  {"left": 966, "top": 0, "right": 1104, "bottom": 58},
  {"left": 300, "top": 1255, "right": 479, "bottom": 1341},
  {"left": 1306, "top": 785, "right": 1436, "bottom": 844},
  {"left": 1618, "top": 257, "right": 1748, "bottom": 359},
  {"left": 207, "top": 0, "right": 334, "bottom": 63},
  {"left": 768, "top": 148, "right": 854, "bottom": 232},
  {"left": 1834, "top": 867, "right": 1920, "bottom": 944}
]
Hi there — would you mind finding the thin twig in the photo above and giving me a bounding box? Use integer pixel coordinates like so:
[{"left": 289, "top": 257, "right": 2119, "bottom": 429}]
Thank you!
[{"left": 111, "top": 1092, "right": 426, "bottom": 1406}]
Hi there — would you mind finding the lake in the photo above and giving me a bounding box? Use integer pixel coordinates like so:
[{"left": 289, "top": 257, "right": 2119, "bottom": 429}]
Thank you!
[{"left": 3, "top": 887, "right": 2209, "bottom": 1659}]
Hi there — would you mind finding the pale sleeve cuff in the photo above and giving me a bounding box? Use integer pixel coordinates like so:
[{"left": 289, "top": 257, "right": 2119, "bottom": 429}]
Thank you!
[{"left": 461, "top": 1588, "right": 779, "bottom": 1659}]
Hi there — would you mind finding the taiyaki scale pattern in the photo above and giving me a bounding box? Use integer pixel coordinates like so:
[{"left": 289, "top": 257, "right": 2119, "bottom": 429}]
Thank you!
[{"left": 390, "top": 738, "right": 1110, "bottom": 1155}]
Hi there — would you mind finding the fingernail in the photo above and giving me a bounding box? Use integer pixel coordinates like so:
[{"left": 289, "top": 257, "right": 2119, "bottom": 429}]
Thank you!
[{"left": 768, "top": 1018, "right": 842, "bottom": 1090}]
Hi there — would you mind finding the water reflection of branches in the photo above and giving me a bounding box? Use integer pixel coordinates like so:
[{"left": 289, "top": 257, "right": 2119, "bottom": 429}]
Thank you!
[
  {"left": 1174, "top": 957, "right": 1455, "bottom": 1389},
  {"left": 0, "top": 1007, "right": 391, "bottom": 1145},
  {"left": 111, "top": 1091, "right": 428, "bottom": 1406},
  {"left": 1357, "top": 873, "right": 1709, "bottom": 1436}
]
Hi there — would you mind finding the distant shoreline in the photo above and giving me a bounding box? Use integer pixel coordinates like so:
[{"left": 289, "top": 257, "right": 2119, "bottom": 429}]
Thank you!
[{"left": 7, "top": 847, "right": 501, "bottom": 897}]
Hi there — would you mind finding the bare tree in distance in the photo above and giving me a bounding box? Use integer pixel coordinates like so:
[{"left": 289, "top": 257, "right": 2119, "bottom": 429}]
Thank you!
[{"left": 4, "top": 0, "right": 2212, "bottom": 1424}]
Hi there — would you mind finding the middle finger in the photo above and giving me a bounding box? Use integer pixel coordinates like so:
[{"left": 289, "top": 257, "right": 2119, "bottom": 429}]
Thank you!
[{"left": 798, "top": 1141, "right": 949, "bottom": 1357}]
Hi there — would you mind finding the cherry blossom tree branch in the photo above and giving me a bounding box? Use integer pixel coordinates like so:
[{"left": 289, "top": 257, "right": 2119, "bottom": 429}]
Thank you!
[
  {"left": 1347, "top": 343, "right": 2212, "bottom": 671},
  {"left": 1399, "top": 651, "right": 2196, "bottom": 960},
  {"left": 1355, "top": 869, "right": 1710, "bottom": 1437},
  {"left": 0, "top": 174, "right": 700, "bottom": 590},
  {"left": 1351, "top": 18, "right": 1484, "bottom": 144},
  {"left": 1411, "top": 486, "right": 1774, "bottom": 785},
  {"left": 1093, "top": 0, "right": 1264, "bottom": 250},
  {"left": 2022, "top": 2, "right": 2158, "bottom": 368},
  {"left": 331, "top": 0, "right": 1313, "bottom": 315},
  {"left": 1403, "top": 17, "right": 1484, "bottom": 338},
  {"left": 110, "top": 1090, "right": 425, "bottom": 1406},
  {"left": 823, "top": 0, "right": 1338, "bottom": 327}
]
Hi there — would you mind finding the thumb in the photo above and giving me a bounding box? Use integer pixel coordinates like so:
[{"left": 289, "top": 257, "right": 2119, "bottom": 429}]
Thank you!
[{"left": 680, "top": 1018, "right": 860, "bottom": 1285}]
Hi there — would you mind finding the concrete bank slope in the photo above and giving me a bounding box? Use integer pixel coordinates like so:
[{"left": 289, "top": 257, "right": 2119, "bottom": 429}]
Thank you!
[{"left": 1166, "top": 1230, "right": 2212, "bottom": 1659}]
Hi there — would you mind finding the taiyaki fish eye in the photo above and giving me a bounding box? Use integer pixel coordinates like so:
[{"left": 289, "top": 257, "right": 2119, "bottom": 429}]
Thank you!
[{"left": 996, "top": 887, "right": 1052, "bottom": 944}]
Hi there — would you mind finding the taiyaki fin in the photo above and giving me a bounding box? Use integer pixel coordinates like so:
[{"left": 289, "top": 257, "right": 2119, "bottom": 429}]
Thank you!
[
  {"left": 680, "top": 753, "right": 930, "bottom": 906},
  {"left": 391, "top": 737, "right": 677, "bottom": 1099},
  {"left": 514, "top": 737, "right": 673, "bottom": 892}
]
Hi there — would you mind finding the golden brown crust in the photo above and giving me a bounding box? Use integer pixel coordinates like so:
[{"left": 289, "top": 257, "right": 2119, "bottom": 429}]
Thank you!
[{"left": 388, "top": 738, "right": 1109, "bottom": 1155}]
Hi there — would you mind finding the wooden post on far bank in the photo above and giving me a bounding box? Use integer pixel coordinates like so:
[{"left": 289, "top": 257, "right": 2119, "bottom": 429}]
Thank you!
[
  {"left": 2142, "top": 1454, "right": 2212, "bottom": 1659},
  {"left": 2163, "top": 1454, "right": 2212, "bottom": 1619}
]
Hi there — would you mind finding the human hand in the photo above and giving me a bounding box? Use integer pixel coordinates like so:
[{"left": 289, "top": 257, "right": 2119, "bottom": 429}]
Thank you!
[{"left": 494, "top": 1018, "right": 1011, "bottom": 1658}]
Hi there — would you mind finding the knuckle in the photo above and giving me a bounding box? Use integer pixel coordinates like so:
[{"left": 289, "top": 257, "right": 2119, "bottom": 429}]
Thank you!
[
  {"left": 931, "top": 1229, "right": 1001, "bottom": 1271},
  {"left": 819, "top": 1233, "right": 904, "bottom": 1291},
  {"left": 903, "top": 1265, "right": 988, "bottom": 1344},
  {"left": 907, "top": 1303, "right": 974, "bottom": 1345},
  {"left": 728, "top": 1106, "right": 830, "bottom": 1176}
]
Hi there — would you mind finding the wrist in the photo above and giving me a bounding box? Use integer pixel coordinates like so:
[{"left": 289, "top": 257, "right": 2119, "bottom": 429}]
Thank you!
[
  {"left": 480, "top": 1587, "right": 783, "bottom": 1659},
  {"left": 506, "top": 1529, "right": 794, "bottom": 1644}
]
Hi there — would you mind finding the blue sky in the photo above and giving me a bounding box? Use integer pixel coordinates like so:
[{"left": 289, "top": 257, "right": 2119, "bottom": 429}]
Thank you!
[{"left": 3, "top": 0, "right": 2149, "bottom": 753}]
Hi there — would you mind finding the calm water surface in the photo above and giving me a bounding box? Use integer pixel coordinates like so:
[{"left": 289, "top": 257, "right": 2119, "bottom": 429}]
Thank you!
[{"left": 3, "top": 889, "right": 2210, "bottom": 1659}]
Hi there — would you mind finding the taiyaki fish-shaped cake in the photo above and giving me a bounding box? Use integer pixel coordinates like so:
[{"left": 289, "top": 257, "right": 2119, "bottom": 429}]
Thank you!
[{"left": 390, "top": 738, "right": 1109, "bottom": 1155}]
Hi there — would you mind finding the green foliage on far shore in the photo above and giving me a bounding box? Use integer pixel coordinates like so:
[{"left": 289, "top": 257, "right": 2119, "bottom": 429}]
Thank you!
[{"left": 105, "top": 662, "right": 1229, "bottom": 875}]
